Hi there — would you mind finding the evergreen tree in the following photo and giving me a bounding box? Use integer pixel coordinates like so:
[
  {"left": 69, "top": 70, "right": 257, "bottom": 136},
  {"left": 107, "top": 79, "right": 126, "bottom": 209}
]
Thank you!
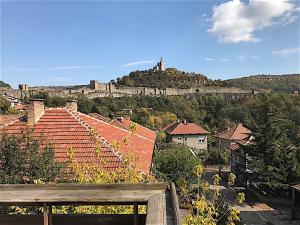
[{"left": 244, "top": 97, "right": 297, "bottom": 196}]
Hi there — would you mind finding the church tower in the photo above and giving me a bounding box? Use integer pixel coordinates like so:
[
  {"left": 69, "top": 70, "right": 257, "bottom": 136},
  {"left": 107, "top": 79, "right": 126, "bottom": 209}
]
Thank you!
[{"left": 159, "top": 57, "right": 165, "bottom": 71}]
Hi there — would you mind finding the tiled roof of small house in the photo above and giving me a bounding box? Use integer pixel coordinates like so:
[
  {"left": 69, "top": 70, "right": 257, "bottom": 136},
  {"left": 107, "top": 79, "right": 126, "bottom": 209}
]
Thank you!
[
  {"left": 163, "top": 121, "right": 209, "bottom": 135},
  {"left": 0, "top": 115, "right": 22, "bottom": 127},
  {"left": 216, "top": 123, "right": 251, "bottom": 141},
  {"left": 1, "top": 107, "right": 155, "bottom": 173},
  {"left": 110, "top": 117, "right": 157, "bottom": 141}
]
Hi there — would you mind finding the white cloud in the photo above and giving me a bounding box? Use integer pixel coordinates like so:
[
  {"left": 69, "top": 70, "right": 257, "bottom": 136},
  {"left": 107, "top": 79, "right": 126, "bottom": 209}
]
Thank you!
[
  {"left": 208, "top": 0, "right": 298, "bottom": 43},
  {"left": 221, "top": 58, "right": 229, "bottom": 62},
  {"left": 205, "top": 57, "right": 214, "bottom": 61},
  {"left": 121, "top": 60, "right": 155, "bottom": 67},
  {"left": 49, "top": 65, "right": 103, "bottom": 70},
  {"left": 272, "top": 47, "right": 300, "bottom": 57}
]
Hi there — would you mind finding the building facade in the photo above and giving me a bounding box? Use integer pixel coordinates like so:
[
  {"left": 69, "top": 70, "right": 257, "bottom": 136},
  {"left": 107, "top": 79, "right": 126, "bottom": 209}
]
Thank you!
[
  {"left": 163, "top": 120, "right": 209, "bottom": 150},
  {"left": 216, "top": 123, "right": 252, "bottom": 184}
]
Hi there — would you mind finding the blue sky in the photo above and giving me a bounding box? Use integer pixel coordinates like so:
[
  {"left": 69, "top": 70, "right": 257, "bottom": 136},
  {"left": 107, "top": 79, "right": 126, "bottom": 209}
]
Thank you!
[{"left": 1, "top": 0, "right": 300, "bottom": 88}]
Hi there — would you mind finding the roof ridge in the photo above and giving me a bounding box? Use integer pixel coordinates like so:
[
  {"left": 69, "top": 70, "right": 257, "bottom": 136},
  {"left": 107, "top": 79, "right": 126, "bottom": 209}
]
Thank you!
[
  {"left": 84, "top": 113, "right": 155, "bottom": 142},
  {"left": 121, "top": 117, "right": 156, "bottom": 135},
  {"left": 65, "top": 109, "right": 124, "bottom": 162},
  {"left": 0, "top": 116, "right": 25, "bottom": 130}
]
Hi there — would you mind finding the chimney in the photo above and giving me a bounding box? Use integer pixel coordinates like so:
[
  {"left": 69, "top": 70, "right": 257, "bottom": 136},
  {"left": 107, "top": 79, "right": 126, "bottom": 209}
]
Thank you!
[
  {"left": 177, "top": 118, "right": 180, "bottom": 123},
  {"left": 66, "top": 100, "right": 77, "bottom": 112},
  {"left": 27, "top": 99, "right": 45, "bottom": 125},
  {"left": 183, "top": 119, "right": 187, "bottom": 124}
]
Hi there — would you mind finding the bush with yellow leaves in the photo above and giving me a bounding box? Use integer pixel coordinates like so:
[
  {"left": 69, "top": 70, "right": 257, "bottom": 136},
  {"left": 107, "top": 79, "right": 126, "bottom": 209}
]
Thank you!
[{"left": 182, "top": 165, "right": 245, "bottom": 225}]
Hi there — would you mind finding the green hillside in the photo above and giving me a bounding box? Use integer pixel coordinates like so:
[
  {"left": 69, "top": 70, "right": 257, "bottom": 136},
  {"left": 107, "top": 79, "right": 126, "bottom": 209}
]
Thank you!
[
  {"left": 115, "top": 68, "right": 208, "bottom": 89},
  {"left": 0, "top": 81, "right": 11, "bottom": 88},
  {"left": 219, "top": 74, "right": 300, "bottom": 93}
]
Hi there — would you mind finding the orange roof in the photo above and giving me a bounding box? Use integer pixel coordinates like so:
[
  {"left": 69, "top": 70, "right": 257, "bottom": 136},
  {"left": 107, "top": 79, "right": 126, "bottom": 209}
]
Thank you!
[
  {"left": 216, "top": 123, "right": 251, "bottom": 141},
  {"left": 15, "top": 103, "right": 27, "bottom": 110},
  {"left": 110, "top": 117, "right": 157, "bottom": 141},
  {"left": 163, "top": 122, "right": 209, "bottom": 135},
  {"left": 0, "top": 115, "right": 21, "bottom": 127},
  {"left": 1, "top": 108, "right": 155, "bottom": 173}
]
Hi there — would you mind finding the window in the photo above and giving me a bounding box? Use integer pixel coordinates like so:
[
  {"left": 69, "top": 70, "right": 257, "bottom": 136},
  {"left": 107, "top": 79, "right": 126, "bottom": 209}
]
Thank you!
[
  {"left": 199, "top": 137, "right": 205, "bottom": 143},
  {"left": 184, "top": 137, "right": 187, "bottom": 141},
  {"left": 177, "top": 137, "right": 182, "bottom": 141}
]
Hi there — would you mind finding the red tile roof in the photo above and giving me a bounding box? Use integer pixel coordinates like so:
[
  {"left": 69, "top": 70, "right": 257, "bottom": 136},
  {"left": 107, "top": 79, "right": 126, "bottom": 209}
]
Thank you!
[
  {"left": 1, "top": 108, "right": 155, "bottom": 173},
  {"left": 15, "top": 104, "right": 27, "bottom": 110},
  {"left": 216, "top": 123, "right": 251, "bottom": 141},
  {"left": 163, "top": 122, "right": 209, "bottom": 135},
  {"left": 0, "top": 115, "right": 21, "bottom": 127},
  {"left": 78, "top": 113, "right": 156, "bottom": 173},
  {"left": 110, "top": 117, "right": 157, "bottom": 141}
]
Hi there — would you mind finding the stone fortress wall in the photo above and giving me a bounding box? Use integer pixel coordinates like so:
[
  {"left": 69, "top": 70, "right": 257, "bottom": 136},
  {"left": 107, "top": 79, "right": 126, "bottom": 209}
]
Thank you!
[
  {"left": 0, "top": 79, "right": 255, "bottom": 101},
  {"left": 0, "top": 59, "right": 260, "bottom": 100}
]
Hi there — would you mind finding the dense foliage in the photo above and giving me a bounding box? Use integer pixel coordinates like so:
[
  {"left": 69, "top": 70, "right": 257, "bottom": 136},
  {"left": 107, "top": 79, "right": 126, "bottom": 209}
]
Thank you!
[
  {"left": 116, "top": 67, "right": 208, "bottom": 89},
  {"left": 0, "top": 133, "right": 64, "bottom": 184},
  {"left": 242, "top": 94, "right": 300, "bottom": 196},
  {"left": 220, "top": 74, "right": 300, "bottom": 93},
  {"left": 153, "top": 143, "right": 201, "bottom": 186}
]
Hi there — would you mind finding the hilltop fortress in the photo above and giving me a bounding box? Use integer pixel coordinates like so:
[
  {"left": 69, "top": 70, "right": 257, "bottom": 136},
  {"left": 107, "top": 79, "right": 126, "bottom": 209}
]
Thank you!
[
  {"left": 1, "top": 80, "right": 253, "bottom": 100},
  {"left": 1, "top": 59, "right": 256, "bottom": 100}
]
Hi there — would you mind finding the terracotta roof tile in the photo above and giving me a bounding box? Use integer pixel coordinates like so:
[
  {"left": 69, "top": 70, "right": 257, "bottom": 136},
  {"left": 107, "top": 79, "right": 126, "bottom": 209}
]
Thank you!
[
  {"left": 216, "top": 123, "right": 251, "bottom": 141},
  {"left": 1, "top": 108, "right": 155, "bottom": 173},
  {"left": 110, "top": 117, "right": 156, "bottom": 141},
  {"left": 78, "top": 113, "right": 156, "bottom": 173},
  {"left": 0, "top": 115, "right": 23, "bottom": 127},
  {"left": 163, "top": 121, "right": 209, "bottom": 135}
]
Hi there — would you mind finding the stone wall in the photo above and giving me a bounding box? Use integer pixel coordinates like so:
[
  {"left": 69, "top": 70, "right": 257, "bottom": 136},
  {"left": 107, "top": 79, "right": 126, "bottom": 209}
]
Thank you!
[{"left": 1, "top": 80, "right": 256, "bottom": 100}]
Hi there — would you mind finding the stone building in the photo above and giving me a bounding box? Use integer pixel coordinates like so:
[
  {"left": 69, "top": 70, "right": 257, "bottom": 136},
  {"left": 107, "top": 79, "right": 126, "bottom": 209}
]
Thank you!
[
  {"left": 152, "top": 57, "right": 165, "bottom": 72},
  {"left": 162, "top": 119, "right": 209, "bottom": 150}
]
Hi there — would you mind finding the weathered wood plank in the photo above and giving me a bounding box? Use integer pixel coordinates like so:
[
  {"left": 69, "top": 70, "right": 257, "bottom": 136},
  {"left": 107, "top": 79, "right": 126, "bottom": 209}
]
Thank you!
[
  {"left": 146, "top": 193, "right": 167, "bottom": 225},
  {"left": 0, "top": 183, "right": 169, "bottom": 191},
  {"left": 170, "top": 183, "right": 181, "bottom": 225},
  {"left": 43, "top": 203, "right": 48, "bottom": 225},
  {"left": 0, "top": 190, "right": 161, "bottom": 204}
]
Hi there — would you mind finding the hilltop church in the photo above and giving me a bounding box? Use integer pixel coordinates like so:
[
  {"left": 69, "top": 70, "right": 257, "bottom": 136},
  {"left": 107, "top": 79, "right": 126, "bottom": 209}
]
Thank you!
[{"left": 152, "top": 57, "right": 165, "bottom": 72}]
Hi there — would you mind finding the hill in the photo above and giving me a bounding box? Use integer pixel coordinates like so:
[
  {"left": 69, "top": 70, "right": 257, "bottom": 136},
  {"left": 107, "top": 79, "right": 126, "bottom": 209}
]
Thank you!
[
  {"left": 0, "top": 81, "right": 11, "bottom": 88},
  {"left": 216, "top": 74, "right": 300, "bottom": 93},
  {"left": 115, "top": 68, "right": 208, "bottom": 89}
]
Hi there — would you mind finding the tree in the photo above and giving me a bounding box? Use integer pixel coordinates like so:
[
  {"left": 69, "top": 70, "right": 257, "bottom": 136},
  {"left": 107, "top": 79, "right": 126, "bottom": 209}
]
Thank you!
[
  {"left": 153, "top": 143, "right": 201, "bottom": 186},
  {"left": 243, "top": 97, "right": 298, "bottom": 196},
  {"left": 0, "top": 133, "right": 64, "bottom": 184},
  {"left": 0, "top": 96, "right": 11, "bottom": 114}
]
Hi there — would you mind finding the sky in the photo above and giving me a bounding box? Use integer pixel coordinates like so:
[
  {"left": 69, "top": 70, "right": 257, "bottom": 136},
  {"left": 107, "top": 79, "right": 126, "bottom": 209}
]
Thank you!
[{"left": 1, "top": 0, "right": 300, "bottom": 88}]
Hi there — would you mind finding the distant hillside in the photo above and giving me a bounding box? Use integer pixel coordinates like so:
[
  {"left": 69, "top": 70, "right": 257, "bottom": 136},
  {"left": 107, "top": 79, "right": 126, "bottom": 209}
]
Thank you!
[
  {"left": 116, "top": 68, "right": 208, "bottom": 89},
  {"left": 219, "top": 74, "right": 300, "bottom": 93},
  {"left": 0, "top": 81, "right": 10, "bottom": 88}
]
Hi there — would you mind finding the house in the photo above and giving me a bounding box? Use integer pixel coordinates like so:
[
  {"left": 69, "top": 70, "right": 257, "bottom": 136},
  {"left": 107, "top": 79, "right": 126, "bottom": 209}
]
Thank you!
[
  {"left": 1, "top": 99, "right": 156, "bottom": 174},
  {"left": 162, "top": 119, "right": 209, "bottom": 150},
  {"left": 215, "top": 123, "right": 252, "bottom": 183}
]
